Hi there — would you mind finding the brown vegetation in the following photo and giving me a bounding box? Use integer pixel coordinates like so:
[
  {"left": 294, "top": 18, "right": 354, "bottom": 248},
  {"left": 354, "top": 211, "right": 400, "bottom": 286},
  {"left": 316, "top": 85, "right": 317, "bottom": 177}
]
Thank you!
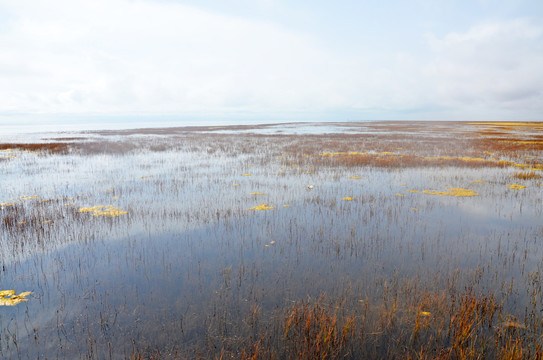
[{"left": 0, "top": 142, "right": 72, "bottom": 154}]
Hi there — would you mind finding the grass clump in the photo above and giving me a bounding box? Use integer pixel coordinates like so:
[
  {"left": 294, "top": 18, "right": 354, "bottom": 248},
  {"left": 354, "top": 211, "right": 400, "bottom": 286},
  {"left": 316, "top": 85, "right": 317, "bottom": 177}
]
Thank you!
[{"left": 514, "top": 171, "right": 541, "bottom": 180}]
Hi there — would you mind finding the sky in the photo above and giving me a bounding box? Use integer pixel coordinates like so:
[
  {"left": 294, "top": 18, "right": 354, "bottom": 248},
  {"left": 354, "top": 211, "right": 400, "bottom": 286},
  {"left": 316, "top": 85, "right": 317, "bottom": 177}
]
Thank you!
[{"left": 0, "top": 0, "right": 542, "bottom": 128}]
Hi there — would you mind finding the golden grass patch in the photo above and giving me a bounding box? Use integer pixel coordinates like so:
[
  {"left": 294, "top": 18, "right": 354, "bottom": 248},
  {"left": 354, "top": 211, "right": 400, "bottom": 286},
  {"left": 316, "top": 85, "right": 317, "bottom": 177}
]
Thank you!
[
  {"left": 506, "top": 184, "right": 526, "bottom": 190},
  {"left": 78, "top": 205, "right": 128, "bottom": 217},
  {"left": 20, "top": 195, "right": 39, "bottom": 200},
  {"left": 249, "top": 204, "right": 274, "bottom": 210},
  {"left": 410, "top": 187, "right": 479, "bottom": 197},
  {"left": 0, "top": 290, "right": 31, "bottom": 306}
]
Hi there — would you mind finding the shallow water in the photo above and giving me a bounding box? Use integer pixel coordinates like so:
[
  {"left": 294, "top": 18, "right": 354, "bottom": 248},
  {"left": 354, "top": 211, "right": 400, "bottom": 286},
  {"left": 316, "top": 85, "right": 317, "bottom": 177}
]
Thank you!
[{"left": 1, "top": 121, "right": 542, "bottom": 358}]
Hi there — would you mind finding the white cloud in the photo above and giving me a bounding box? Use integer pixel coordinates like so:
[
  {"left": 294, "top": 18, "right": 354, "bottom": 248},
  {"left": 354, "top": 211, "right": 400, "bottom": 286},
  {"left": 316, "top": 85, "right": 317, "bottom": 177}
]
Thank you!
[
  {"left": 0, "top": 1, "right": 542, "bottom": 120},
  {"left": 424, "top": 19, "right": 543, "bottom": 116},
  {"left": 0, "top": 0, "right": 357, "bottom": 115}
]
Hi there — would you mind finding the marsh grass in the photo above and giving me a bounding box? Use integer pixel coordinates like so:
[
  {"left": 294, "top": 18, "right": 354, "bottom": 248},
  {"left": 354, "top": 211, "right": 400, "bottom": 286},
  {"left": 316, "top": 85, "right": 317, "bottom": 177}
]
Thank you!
[
  {"left": 0, "top": 121, "right": 542, "bottom": 359},
  {"left": 0, "top": 142, "right": 72, "bottom": 154},
  {"left": 514, "top": 171, "right": 542, "bottom": 180}
]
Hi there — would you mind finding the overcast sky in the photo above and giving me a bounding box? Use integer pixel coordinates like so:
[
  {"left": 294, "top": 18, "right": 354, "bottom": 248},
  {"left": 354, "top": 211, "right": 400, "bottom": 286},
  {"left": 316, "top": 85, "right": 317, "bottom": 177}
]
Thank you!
[{"left": 1, "top": 0, "right": 542, "bottom": 125}]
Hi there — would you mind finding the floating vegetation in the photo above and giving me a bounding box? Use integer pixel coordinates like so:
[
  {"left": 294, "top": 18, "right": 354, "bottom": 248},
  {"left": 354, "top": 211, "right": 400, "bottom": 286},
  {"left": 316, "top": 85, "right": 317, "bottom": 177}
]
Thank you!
[
  {"left": 233, "top": 184, "right": 239, "bottom": 187},
  {"left": 248, "top": 204, "right": 274, "bottom": 210},
  {"left": 78, "top": 205, "right": 128, "bottom": 217},
  {"left": 20, "top": 195, "right": 39, "bottom": 200},
  {"left": 0, "top": 290, "right": 31, "bottom": 306},
  {"left": 348, "top": 176, "right": 363, "bottom": 179},
  {"left": 242, "top": 174, "right": 251, "bottom": 176},
  {"left": 395, "top": 193, "right": 405, "bottom": 197},
  {"left": 342, "top": 197, "right": 355, "bottom": 201},
  {"left": 0, "top": 202, "right": 14, "bottom": 207},
  {"left": 250, "top": 193, "right": 265, "bottom": 195},
  {"left": 409, "top": 187, "right": 479, "bottom": 197},
  {"left": 471, "top": 180, "right": 486, "bottom": 183},
  {"left": 506, "top": 184, "right": 526, "bottom": 190}
]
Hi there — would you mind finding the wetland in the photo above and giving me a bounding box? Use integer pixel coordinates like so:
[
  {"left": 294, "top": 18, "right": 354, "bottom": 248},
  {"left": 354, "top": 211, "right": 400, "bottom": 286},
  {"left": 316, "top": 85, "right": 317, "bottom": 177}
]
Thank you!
[{"left": 1, "top": 121, "right": 543, "bottom": 359}]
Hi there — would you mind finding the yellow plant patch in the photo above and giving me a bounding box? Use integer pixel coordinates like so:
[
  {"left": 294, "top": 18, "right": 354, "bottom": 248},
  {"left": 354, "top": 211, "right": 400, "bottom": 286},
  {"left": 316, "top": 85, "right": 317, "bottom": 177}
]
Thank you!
[
  {"left": 395, "top": 193, "right": 405, "bottom": 197},
  {"left": 78, "top": 205, "right": 128, "bottom": 217},
  {"left": 0, "top": 290, "right": 31, "bottom": 306},
  {"left": 249, "top": 204, "right": 274, "bottom": 210},
  {"left": 348, "top": 176, "right": 363, "bottom": 179},
  {"left": 250, "top": 193, "right": 265, "bottom": 195},
  {"left": 468, "top": 122, "right": 543, "bottom": 127},
  {"left": 0, "top": 203, "right": 14, "bottom": 207},
  {"left": 242, "top": 174, "right": 251, "bottom": 176},
  {"left": 342, "top": 197, "right": 355, "bottom": 201},
  {"left": 507, "top": 184, "right": 526, "bottom": 189},
  {"left": 506, "top": 140, "right": 543, "bottom": 145},
  {"left": 410, "top": 188, "right": 479, "bottom": 197},
  {"left": 20, "top": 195, "right": 39, "bottom": 200},
  {"left": 320, "top": 152, "right": 347, "bottom": 157}
]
